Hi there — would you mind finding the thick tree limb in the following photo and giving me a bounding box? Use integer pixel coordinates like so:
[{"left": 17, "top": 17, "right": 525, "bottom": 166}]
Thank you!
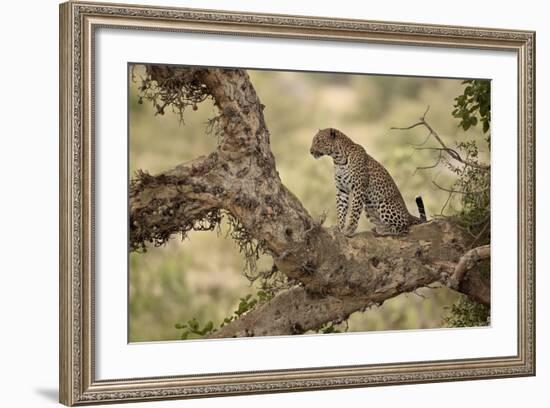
[
  {"left": 207, "top": 222, "right": 490, "bottom": 338},
  {"left": 449, "top": 245, "right": 491, "bottom": 291},
  {"left": 130, "top": 66, "right": 491, "bottom": 338}
]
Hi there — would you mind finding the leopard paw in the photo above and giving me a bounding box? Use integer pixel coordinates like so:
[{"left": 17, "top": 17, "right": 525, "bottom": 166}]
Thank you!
[
  {"left": 342, "top": 228, "right": 356, "bottom": 238},
  {"left": 371, "top": 227, "right": 393, "bottom": 237}
]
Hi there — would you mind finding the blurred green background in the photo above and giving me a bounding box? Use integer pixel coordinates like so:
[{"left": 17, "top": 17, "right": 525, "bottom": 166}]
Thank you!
[{"left": 128, "top": 65, "right": 489, "bottom": 342}]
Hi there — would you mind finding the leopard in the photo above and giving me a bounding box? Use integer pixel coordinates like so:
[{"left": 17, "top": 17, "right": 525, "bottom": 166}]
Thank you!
[{"left": 310, "top": 127, "right": 427, "bottom": 237}]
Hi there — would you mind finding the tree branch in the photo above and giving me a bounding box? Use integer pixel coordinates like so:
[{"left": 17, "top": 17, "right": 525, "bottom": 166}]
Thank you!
[
  {"left": 392, "top": 106, "right": 490, "bottom": 171},
  {"left": 205, "top": 222, "right": 491, "bottom": 338},
  {"left": 208, "top": 286, "right": 366, "bottom": 338},
  {"left": 130, "top": 66, "right": 491, "bottom": 338},
  {"left": 448, "top": 245, "right": 491, "bottom": 291}
]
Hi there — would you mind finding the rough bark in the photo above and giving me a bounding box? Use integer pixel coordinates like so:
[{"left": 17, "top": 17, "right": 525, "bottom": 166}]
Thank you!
[{"left": 130, "top": 65, "right": 491, "bottom": 338}]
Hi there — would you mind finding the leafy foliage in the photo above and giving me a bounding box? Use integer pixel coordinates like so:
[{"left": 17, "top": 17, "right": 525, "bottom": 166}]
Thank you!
[
  {"left": 450, "top": 141, "right": 491, "bottom": 243},
  {"left": 175, "top": 318, "right": 214, "bottom": 340},
  {"left": 452, "top": 79, "right": 491, "bottom": 139},
  {"left": 439, "top": 79, "right": 491, "bottom": 244},
  {"left": 443, "top": 296, "right": 490, "bottom": 328},
  {"left": 222, "top": 294, "right": 259, "bottom": 325},
  {"left": 444, "top": 80, "right": 491, "bottom": 328},
  {"left": 175, "top": 291, "right": 274, "bottom": 339},
  {"left": 134, "top": 65, "right": 211, "bottom": 123},
  {"left": 317, "top": 321, "right": 343, "bottom": 334}
]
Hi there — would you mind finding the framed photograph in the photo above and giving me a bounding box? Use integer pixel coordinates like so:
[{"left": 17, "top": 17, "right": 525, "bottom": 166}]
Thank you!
[{"left": 59, "top": 1, "right": 535, "bottom": 405}]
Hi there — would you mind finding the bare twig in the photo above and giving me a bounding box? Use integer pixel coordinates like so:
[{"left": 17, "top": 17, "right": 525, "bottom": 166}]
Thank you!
[
  {"left": 413, "top": 289, "right": 428, "bottom": 299},
  {"left": 415, "top": 150, "right": 444, "bottom": 174},
  {"left": 406, "top": 131, "right": 433, "bottom": 148},
  {"left": 392, "top": 107, "right": 490, "bottom": 171},
  {"left": 437, "top": 189, "right": 455, "bottom": 216},
  {"left": 432, "top": 180, "right": 487, "bottom": 195},
  {"left": 469, "top": 219, "right": 490, "bottom": 249}
]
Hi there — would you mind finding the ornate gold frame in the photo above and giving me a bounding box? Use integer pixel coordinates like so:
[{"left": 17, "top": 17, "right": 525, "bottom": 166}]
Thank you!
[{"left": 59, "top": 1, "right": 535, "bottom": 405}]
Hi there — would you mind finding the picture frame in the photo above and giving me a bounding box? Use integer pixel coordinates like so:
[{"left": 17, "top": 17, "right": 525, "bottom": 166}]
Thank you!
[{"left": 59, "top": 1, "right": 535, "bottom": 405}]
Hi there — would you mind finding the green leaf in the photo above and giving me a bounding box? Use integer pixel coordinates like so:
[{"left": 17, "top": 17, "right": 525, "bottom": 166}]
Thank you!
[
  {"left": 235, "top": 302, "right": 247, "bottom": 316},
  {"left": 479, "top": 104, "right": 489, "bottom": 116},
  {"left": 188, "top": 318, "right": 199, "bottom": 331}
]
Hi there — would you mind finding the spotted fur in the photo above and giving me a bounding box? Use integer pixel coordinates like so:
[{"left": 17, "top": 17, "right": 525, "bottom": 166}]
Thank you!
[{"left": 310, "top": 128, "right": 426, "bottom": 236}]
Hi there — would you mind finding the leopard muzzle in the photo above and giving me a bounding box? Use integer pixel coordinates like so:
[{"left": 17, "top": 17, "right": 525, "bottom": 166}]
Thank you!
[{"left": 310, "top": 148, "right": 323, "bottom": 159}]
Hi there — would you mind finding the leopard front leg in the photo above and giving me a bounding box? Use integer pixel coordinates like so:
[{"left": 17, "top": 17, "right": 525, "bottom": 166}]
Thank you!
[
  {"left": 335, "top": 188, "right": 349, "bottom": 232},
  {"left": 342, "top": 189, "right": 365, "bottom": 237}
]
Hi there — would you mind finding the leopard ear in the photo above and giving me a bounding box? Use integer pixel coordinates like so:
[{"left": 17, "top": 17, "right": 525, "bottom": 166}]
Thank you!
[{"left": 330, "top": 129, "right": 337, "bottom": 139}]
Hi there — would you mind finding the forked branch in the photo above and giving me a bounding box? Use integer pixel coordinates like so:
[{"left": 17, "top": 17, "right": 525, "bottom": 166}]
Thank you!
[{"left": 392, "top": 106, "right": 490, "bottom": 171}]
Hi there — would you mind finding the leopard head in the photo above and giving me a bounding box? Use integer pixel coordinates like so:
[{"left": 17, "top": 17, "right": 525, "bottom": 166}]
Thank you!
[{"left": 310, "top": 128, "right": 340, "bottom": 159}]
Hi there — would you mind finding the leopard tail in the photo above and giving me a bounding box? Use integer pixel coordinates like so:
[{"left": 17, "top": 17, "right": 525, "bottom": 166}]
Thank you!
[{"left": 409, "top": 196, "right": 427, "bottom": 224}]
